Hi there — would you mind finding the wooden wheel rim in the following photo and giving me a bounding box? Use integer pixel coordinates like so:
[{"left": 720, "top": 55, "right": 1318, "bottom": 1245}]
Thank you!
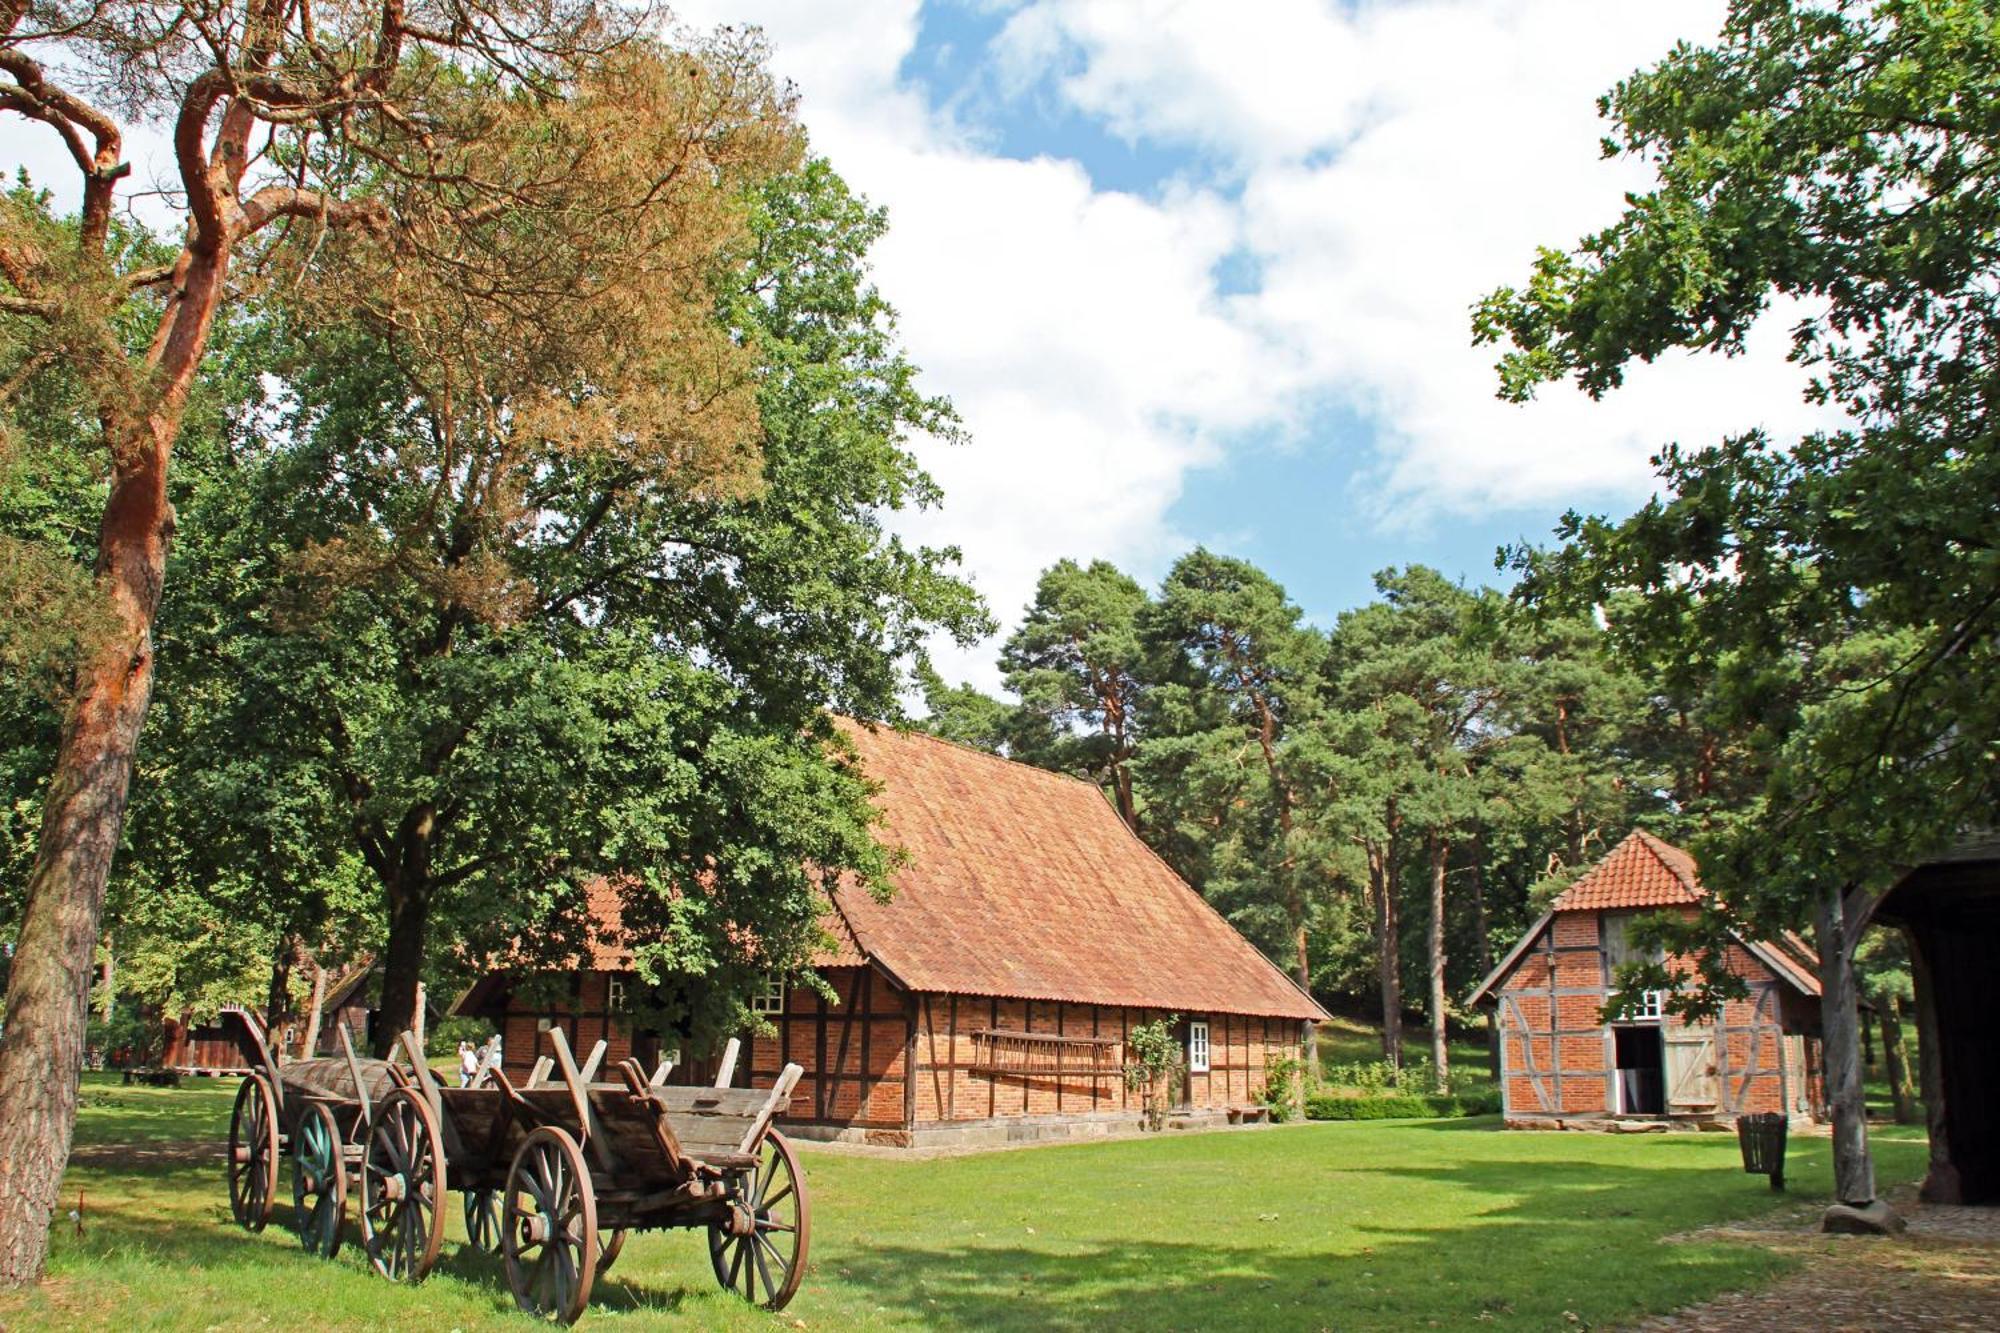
[
  {"left": 358, "top": 1088, "right": 447, "bottom": 1283},
  {"left": 290, "top": 1102, "right": 346, "bottom": 1258},
  {"left": 501, "top": 1126, "right": 598, "bottom": 1324},
  {"left": 464, "top": 1189, "right": 502, "bottom": 1256},
  {"left": 227, "top": 1074, "right": 280, "bottom": 1232},
  {"left": 596, "top": 1228, "right": 627, "bottom": 1278},
  {"left": 707, "top": 1129, "right": 809, "bottom": 1311}
]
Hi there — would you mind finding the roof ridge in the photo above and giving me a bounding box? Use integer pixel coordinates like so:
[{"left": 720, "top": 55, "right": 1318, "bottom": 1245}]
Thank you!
[
  {"left": 1632, "top": 828, "right": 1703, "bottom": 895},
  {"left": 837, "top": 714, "right": 1113, "bottom": 797}
]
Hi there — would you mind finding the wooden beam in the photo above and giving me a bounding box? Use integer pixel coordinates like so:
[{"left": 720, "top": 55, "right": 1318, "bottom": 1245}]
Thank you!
[
  {"left": 649, "top": 1056, "right": 677, "bottom": 1087},
  {"left": 713, "top": 1036, "right": 741, "bottom": 1089},
  {"left": 734, "top": 1064, "right": 805, "bottom": 1157},
  {"left": 527, "top": 1055, "right": 554, "bottom": 1089},
  {"left": 548, "top": 1026, "right": 621, "bottom": 1172},
  {"left": 578, "top": 1038, "right": 608, "bottom": 1084}
]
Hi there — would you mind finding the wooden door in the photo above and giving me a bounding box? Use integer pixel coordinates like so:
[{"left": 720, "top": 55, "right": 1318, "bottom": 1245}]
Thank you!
[{"left": 1664, "top": 1026, "right": 1718, "bottom": 1109}]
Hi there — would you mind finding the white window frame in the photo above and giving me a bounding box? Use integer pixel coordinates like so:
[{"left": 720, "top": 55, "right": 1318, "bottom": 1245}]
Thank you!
[
  {"left": 1622, "top": 989, "right": 1667, "bottom": 1022},
  {"left": 1188, "top": 1020, "right": 1211, "bottom": 1074},
  {"left": 607, "top": 975, "right": 628, "bottom": 1013},
  {"left": 750, "top": 974, "right": 785, "bottom": 1016}
]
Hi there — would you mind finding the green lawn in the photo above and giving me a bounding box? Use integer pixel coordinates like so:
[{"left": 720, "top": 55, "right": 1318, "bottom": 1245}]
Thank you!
[{"left": 2, "top": 1073, "right": 1929, "bottom": 1331}]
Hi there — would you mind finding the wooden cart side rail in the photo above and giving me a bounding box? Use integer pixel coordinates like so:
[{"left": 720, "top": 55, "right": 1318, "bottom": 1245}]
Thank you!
[
  {"left": 616, "top": 1059, "right": 688, "bottom": 1177},
  {"left": 222, "top": 1006, "right": 284, "bottom": 1115},
  {"left": 336, "top": 1023, "right": 374, "bottom": 1123},
  {"left": 713, "top": 1037, "right": 741, "bottom": 1088},
  {"left": 737, "top": 1063, "right": 804, "bottom": 1157},
  {"left": 549, "top": 1026, "right": 624, "bottom": 1175}
]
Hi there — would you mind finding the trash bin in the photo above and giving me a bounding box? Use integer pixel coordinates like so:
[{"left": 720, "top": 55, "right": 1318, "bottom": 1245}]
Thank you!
[{"left": 1736, "top": 1112, "right": 1788, "bottom": 1190}]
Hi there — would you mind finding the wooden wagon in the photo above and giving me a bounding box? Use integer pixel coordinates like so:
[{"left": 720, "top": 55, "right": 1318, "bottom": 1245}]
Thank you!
[
  {"left": 223, "top": 1009, "right": 811, "bottom": 1323},
  {"left": 407, "top": 1028, "right": 809, "bottom": 1323},
  {"left": 220, "top": 1006, "right": 447, "bottom": 1278}
]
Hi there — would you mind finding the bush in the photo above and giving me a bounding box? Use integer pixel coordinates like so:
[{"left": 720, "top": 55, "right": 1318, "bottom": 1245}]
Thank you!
[{"left": 1302, "top": 1090, "right": 1501, "bottom": 1121}]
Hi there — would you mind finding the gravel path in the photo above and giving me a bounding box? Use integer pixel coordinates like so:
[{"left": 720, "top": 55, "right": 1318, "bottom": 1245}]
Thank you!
[{"left": 1624, "top": 1191, "right": 2000, "bottom": 1332}]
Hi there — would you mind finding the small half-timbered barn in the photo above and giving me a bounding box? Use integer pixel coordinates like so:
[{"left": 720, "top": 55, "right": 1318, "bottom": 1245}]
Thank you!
[
  {"left": 456, "top": 720, "right": 1327, "bottom": 1146},
  {"left": 1470, "top": 831, "right": 1825, "bottom": 1127}
]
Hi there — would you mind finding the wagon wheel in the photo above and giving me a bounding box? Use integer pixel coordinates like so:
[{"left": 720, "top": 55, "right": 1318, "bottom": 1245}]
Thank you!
[
  {"left": 708, "top": 1129, "right": 809, "bottom": 1311},
  {"left": 596, "top": 1228, "right": 627, "bottom": 1277},
  {"left": 290, "top": 1102, "right": 346, "bottom": 1258},
  {"left": 501, "top": 1126, "right": 598, "bottom": 1324},
  {"left": 227, "top": 1073, "right": 280, "bottom": 1231},
  {"left": 358, "top": 1087, "right": 447, "bottom": 1282},
  {"left": 464, "top": 1189, "right": 502, "bottom": 1255}
]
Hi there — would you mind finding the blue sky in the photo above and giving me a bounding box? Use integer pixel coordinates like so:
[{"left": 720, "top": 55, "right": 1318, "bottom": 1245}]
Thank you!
[{"left": 8, "top": 1, "right": 1828, "bottom": 683}]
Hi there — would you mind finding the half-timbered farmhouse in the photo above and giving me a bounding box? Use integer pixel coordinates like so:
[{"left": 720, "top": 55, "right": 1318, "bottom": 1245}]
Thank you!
[
  {"left": 1470, "top": 831, "right": 1825, "bottom": 1127},
  {"left": 455, "top": 720, "right": 1327, "bottom": 1146}
]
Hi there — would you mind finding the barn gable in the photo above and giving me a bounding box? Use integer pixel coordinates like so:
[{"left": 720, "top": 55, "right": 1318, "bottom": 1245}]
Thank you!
[{"left": 1470, "top": 831, "right": 1825, "bottom": 1126}]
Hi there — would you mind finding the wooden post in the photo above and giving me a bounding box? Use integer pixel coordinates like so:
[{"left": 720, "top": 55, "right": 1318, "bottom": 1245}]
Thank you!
[
  {"left": 712, "top": 1037, "right": 741, "bottom": 1089},
  {"left": 413, "top": 982, "right": 427, "bottom": 1052}
]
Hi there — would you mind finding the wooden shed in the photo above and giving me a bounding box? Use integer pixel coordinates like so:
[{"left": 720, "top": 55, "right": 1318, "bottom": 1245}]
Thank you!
[
  {"left": 456, "top": 720, "right": 1327, "bottom": 1146},
  {"left": 1869, "top": 835, "right": 2000, "bottom": 1204},
  {"left": 1470, "top": 831, "right": 1825, "bottom": 1127}
]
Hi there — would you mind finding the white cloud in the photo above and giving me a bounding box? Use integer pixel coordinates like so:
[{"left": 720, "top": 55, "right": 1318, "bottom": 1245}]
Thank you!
[
  {"left": 5, "top": 2, "right": 1836, "bottom": 695},
  {"left": 665, "top": 1, "right": 1834, "bottom": 692}
]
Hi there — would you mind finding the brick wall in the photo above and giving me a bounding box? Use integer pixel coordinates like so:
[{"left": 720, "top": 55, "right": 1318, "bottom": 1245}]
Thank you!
[
  {"left": 1493, "top": 909, "right": 1818, "bottom": 1121},
  {"left": 488, "top": 965, "right": 1308, "bottom": 1133}
]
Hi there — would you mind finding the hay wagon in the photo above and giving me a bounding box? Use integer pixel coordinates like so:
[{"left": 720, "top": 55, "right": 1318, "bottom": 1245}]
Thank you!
[
  {"left": 222, "top": 1010, "right": 810, "bottom": 1324},
  {"left": 413, "top": 1028, "right": 809, "bottom": 1323},
  {"left": 220, "top": 1006, "right": 446, "bottom": 1278}
]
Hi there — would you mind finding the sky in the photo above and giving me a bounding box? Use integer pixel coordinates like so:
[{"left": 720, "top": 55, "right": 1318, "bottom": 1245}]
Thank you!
[
  {"left": 5, "top": 1, "right": 1831, "bottom": 695},
  {"left": 659, "top": 0, "right": 1828, "bottom": 692}
]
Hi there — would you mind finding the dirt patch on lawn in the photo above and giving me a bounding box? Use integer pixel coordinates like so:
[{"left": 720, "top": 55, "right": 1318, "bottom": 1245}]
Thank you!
[
  {"left": 1626, "top": 1189, "right": 2000, "bottom": 1331},
  {"left": 67, "top": 1140, "right": 223, "bottom": 1170}
]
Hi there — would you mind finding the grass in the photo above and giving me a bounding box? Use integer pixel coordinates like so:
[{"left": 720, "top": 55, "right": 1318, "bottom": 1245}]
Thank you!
[
  {"left": 0, "top": 1073, "right": 1930, "bottom": 1331},
  {"left": 1315, "top": 1014, "right": 1497, "bottom": 1091}
]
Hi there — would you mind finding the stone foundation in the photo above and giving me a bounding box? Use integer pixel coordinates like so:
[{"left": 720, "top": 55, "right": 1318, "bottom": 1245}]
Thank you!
[{"left": 779, "top": 1107, "right": 1271, "bottom": 1151}]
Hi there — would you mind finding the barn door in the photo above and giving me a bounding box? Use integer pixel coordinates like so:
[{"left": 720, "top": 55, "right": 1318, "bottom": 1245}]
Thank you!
[{"left": 1664, "top": 1026, "right": 1718, "bottom": 1109}]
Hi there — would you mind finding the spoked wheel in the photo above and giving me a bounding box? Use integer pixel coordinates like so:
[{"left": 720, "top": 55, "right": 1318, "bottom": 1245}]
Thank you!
[
  {"left": 708, "top": 1129, "right": 809, "bottom": 1311},
  {"left": 465, "top": 1188, "right": 502, "bottom": 1255},
  {"left": 501, "top": 1126, "right": 598, "bottom": 1324},
  {"left": 290, "top": 1102, "right": 346, "bottom": 1257},
  {"left": 358, "top": 1087, "right": 447, "bottom": 1282},
  {"left": 596, "top": 1228, "right": 627, "bottom": 1278},
  {"left": 227, "top": 1073, "right": 280, "bottom": 1231}
]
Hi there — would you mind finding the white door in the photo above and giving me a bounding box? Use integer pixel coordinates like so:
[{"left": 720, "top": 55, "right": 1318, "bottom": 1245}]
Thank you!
[{"left": 1664, "top": 1026, "right": 1718, "bottom": 1109}]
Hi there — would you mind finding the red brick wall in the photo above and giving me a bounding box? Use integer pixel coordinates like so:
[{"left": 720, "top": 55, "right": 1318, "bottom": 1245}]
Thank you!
[{"left": 1493, "top": 909, "right": 1817, "bottom": 1120}]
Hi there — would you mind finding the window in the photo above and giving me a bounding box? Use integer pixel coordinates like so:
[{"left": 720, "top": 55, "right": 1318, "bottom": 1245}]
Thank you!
[
  {"left": 1624, "top": 989, "right": 1667, "bottom": 1022},
  {"left": 1187, "top": 1020, "right": 1211, "bottom": 1074},
  {"left": 750, "top": 974, "right": 785, "bottom": 1016},
  {"left": 607, "top": 976, "right": 627, "bottom": 1012}
]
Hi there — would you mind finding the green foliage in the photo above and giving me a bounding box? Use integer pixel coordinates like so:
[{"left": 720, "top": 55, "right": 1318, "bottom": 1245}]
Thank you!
[
  {"left": 1477, "top": 0, "right": 2000, "bottom": 963},
  {"left": 1302, "top": 1090, "right": 1500, "bottom": 1120}
]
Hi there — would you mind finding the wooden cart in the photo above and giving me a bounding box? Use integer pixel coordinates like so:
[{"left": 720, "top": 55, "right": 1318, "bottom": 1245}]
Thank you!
[
  {"left": 396, "top": 1028, "right": 808, "bottom": 1324},
  {"left": 221, "top": 1007, "right": 451, "bottom": 1281}
]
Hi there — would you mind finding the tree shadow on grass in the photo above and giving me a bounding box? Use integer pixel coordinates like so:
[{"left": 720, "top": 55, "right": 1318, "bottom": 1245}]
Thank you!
[{"left": 817, "top": 1157, "right": 1826, "bottom": 1333}]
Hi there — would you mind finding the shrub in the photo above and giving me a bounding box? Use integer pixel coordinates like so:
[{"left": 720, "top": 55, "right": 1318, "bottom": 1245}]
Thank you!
[{"left": 1301, "top": 1090, "right": 1502, "bottom": 1121}]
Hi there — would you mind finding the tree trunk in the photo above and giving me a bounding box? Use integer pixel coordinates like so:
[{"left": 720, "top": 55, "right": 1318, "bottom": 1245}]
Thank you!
[
  {"left": 1427, "top": 834, "right": 1450, "bottom": 1092},
  {"left": 301, "top": 958, "right": 328, "bottom": 1061},
  {"left": 1858, "top": 1001, "right": 1876, "bottom": 1074},
  {"left": 0, "top": 468, "right": 172, "bottom": 1284},
  {"left": 372, "top": 810, "right": 436, "bottom": 1057},
  {"left": 1880, "top": 993, "right": 1916, "bottom": 1126},
  {"left": 1112, "top": 762, "right": 1138, "bottom": 834},
  {"left": 265, "top": 942, "right": 294, "bottom": 1058},
  {"left": 98, "top": 934, "right": 115, "bottom": 1024},
  {"left": 374, "top": 878, "right": 431, "bottom": 1058},
  {"left": 1369, "top": 839, "right": 1403, "bottom": 1066},
  {"left": 1814, "top": 882, "right": 1875, "bottom": 1206}
]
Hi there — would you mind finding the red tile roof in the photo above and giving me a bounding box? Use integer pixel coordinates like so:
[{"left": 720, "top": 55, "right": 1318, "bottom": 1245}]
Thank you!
[
  {"left": 1550, "top": 830, "right": 1704, "bottom": 912},
  {"left": 532, "top": 722, "right": 1322, "bottom": 1022},
  {"left": 1469, "top": 829, "right": 1823, "bottom": 1004},
  {"left": 828, "top": 719, "right": 1326, "bottom": 1021}
]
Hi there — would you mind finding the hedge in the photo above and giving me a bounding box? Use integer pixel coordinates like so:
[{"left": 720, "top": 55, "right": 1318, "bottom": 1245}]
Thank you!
[{"left": 1303, "top": 1090, "right": 1502, "bottom": 1121}]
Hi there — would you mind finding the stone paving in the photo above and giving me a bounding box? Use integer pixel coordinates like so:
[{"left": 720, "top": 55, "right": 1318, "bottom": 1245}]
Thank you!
[{"left": 1624, "top": 1189, "right": 2000, "bottom": 1332}]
